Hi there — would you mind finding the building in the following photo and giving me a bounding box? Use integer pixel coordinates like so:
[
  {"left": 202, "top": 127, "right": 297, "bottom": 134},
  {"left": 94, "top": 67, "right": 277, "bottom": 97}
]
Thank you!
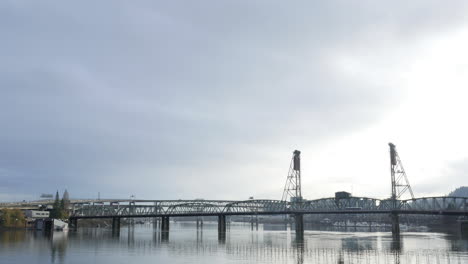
[{"left": 25, "top": 210, "right": 50, "bottom": 219}]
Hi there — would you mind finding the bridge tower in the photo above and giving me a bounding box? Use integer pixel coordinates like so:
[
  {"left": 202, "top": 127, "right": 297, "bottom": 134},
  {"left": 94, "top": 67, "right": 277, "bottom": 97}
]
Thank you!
[
  {"left": 389, "top": 143, "right": 414, "bottom": 237},
  {"left": 282, "top": 150, "right": 304, "bottom": 240},
  {"left": 282, "top": 150, "right": 302, "bottom": 202},
  {"left": 389, "top": 143, "right": 415, "bottom": 201}
]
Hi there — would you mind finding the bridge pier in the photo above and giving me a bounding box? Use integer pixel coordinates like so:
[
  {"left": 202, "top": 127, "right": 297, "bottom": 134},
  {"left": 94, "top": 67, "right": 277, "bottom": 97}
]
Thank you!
[
  {"left": 295, "top": 214, "right": 304, "bottom": 240},
  {"left": 250, "top": 215, "right": 258, "bottom": 230},
  {"left": 218, "top": 215, "right": 226, "bottom": 241},
  {"left": 112, "top": 217, "right": 120, "bottom": 235},
  {"left": 196, "top": 217, "right": 203, "bottom": 229},
  {"left": 161, "top": 216, "right": 170, "bottom": 232},
  {"left": 461, "top": 221, "right": 468, "bottom": 238},
  {"left": 69, "top": 218, "right": 78, "bottom": 230},
  {"left": 153, "top": 217, "right": 159, "bottom": 229},
  {"left": 390, "top": 212, "right": 400, "bottom": 237},
  {"left": 160, "top": 216, "right": 170, "bottom": 241}
]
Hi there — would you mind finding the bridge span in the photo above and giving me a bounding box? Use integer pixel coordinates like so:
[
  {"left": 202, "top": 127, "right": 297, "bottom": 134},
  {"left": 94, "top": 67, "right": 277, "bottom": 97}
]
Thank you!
[
  {"left": 66, "top": 195, "right": 468, "bottom": 240},
  {"left": 70, "top": 196, "right": 468, "bottom": 219}
]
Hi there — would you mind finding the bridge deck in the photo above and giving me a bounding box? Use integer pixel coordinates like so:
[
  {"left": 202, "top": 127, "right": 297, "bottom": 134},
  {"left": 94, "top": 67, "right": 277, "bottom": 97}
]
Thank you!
[{"left": 64, "top": 196, "right": 468, "bottom": 219}]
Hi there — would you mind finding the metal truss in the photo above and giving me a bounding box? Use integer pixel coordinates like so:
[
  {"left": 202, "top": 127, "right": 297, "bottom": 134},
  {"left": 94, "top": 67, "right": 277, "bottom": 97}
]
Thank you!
[
  {"left": 68, "top": 196, "right": 468, "bottom": 218},
  {"left": 400, "top": 196, "right": 468, "bottom": 211},
  {"left": 3, "top": 196, "right": 467, "bottom": 217},
  {"left": 389, "top": 143, "right": 415, "bottom": 200},
  {"left": 282, "top": 150, "right": 302, "bottom": 202}
]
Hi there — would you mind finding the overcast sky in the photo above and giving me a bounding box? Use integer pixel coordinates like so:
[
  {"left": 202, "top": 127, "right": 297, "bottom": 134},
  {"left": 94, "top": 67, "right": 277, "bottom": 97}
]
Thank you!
[{"left": 1, "top": 1, "right": 468, "bottom": 202}]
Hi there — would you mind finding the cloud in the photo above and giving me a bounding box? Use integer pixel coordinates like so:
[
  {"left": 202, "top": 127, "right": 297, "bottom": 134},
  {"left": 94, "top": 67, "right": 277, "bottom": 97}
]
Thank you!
[{"left": 1, "top": 1, "right": 468, "bottom": 201}]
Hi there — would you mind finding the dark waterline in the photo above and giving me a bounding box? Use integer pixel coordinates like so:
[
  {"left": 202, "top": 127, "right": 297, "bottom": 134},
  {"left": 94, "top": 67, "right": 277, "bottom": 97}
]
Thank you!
[{"left": 1, "top": 222, "right": 467, "bottom": 264}]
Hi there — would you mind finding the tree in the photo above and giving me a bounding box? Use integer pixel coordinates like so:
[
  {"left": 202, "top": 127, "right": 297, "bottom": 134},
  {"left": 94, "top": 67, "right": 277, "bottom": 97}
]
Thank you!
[
  {"left": 49, "top": 190, "right": 72, "bottom": 220},
  {"left": 51, "top": 191, "right": 61, "bottom": 219},
  {"left": 0, "top": 209, "right": 26, "bottom": 228},
  {"left": 62, "top": 190, "right": 70, "bottom": 210},
  {"left": 60, "top": 190, "right": 70, "bottom": 219}
]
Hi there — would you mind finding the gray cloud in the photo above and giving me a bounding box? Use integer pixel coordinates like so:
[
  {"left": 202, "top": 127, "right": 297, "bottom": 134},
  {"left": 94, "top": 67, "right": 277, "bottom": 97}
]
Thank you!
[{"left": 1, "top": 1, "right": 468, "bottom": 200}]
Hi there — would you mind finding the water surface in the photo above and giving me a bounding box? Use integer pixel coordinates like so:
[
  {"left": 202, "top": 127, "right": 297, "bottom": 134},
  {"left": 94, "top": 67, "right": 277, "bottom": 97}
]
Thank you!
[{"left": 1, "top": 222, "right": 467, "bottom": 264}]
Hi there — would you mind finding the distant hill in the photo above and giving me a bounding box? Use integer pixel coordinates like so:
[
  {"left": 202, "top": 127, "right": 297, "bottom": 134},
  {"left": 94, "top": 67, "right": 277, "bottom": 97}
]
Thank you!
[{"left": 448, "top": 186, "right": 468, "bottom": 197}]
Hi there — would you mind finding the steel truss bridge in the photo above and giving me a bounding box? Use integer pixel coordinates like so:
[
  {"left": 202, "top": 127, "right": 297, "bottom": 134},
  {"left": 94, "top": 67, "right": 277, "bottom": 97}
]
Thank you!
[
  {"left": 68, "top": 196, "right": 468, "bottom": 219},
  {"left": 2, "top": 146, "right": 467, "bottom": 236}
]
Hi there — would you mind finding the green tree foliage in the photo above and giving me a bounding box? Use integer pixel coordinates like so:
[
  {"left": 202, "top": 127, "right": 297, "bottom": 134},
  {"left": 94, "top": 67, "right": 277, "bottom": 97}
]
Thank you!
[
  {"left": 50, "top": 191, "right": 61, "bottom": 219},
  {"left": 60, "top": 198, "right": 69, "bottom": 219},
  {"left": 50, "top": 190, "right": 70, "bottom": 220},
  {"left": 0, "top": 209, "right": 26, "bottom": 228}
]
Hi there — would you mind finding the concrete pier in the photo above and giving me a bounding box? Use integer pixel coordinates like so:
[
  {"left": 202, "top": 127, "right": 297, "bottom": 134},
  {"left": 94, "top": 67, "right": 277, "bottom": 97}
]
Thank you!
[
  {"left": 250, "top": 215, "right": 259, "bottom": 230},
  {"left": 295, "top": 214, "right": 304, "bottom": 240},
  {"left": 196, "top": 217, "right": 203, "bottom": 229},
  {"left": 218, "top": 215, "right": 226, "bottom": 241},
  {"left": 153, "top": 217, "right": 159, "bottom": 229},
  {"left": 160, "top": 216, "right": 170, "bottom": 241},
  {"left": 391, "top": 212, "right": 400, "bottom": 237},
  {"left": 461, "top": 220, "right": 468, "bottom": 238},
  {"left": 161, "top": 216, "right": 170, "bottom": 232},
  {"left": 112, "top": 217, "right": 120, "bottom": 235}
]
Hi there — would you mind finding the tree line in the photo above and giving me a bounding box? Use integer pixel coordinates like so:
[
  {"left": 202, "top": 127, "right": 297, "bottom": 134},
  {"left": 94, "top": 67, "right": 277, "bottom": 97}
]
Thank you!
[{"left": 0, "top": 209, "right": 26, "bottom": 228}]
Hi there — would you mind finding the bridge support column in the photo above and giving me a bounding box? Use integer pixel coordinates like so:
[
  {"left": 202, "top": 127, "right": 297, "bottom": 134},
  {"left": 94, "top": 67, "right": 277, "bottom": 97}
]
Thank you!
[
  {"left": 153, "top": 217, "right": 158, "bottom": 229},
  {"left": 295, "top": 214, "right": 304, "bottom": 240},
  {"left": 461, "top": 221, "right": 468, "bottom": 238},
  {"left": 69, "top": 218, "right": 78, "bottom": 230},
  {"left": 391, "top": 212, "right": 400, "bottom": 237},
  {"left": 161, "top": 216, "right": 170, "bottom": 241},
  {"left": 161, "top": 216, "right": 170, "bottom": 232},
  {"left": 218, "top": 215, "right": 226, "bottom": 242},
  {"left": 112, "top": 217, "right": 120, "bottom": 235},
  {"left": 196, "top": 217, "right": 203, "bottom": 229},
  {"left": 249, "top": 215, "right": 259, "bottom": 230}
]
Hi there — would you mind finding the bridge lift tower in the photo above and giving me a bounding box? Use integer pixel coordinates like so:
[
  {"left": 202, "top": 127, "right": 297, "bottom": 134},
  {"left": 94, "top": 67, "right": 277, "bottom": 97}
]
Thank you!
[
  {"left": 389, "top": 142, "right": 415, "bottom": 237},
  {"left": 282, "top": 150, "right": 302, "bottom": 202},
  {"left": 389, "top": 143, "right": 415, "bottom": 200},
  {"left": 282, "top": 150, "right": 304, "bottom": 239}
]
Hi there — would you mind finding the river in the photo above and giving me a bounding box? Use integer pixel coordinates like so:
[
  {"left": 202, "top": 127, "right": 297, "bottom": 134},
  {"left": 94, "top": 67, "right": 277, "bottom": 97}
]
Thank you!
[{"left": 1, "top": 222, "right": 467, "bottom": 263}]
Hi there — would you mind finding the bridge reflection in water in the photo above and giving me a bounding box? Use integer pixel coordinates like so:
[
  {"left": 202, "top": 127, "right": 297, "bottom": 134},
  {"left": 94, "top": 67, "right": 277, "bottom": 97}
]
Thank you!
[
  {"left": 2, "top": 223, "right": 466, "bottom": 264},
  {"left": 94, "top": 224, "right": 468, "bottom": 264}
]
